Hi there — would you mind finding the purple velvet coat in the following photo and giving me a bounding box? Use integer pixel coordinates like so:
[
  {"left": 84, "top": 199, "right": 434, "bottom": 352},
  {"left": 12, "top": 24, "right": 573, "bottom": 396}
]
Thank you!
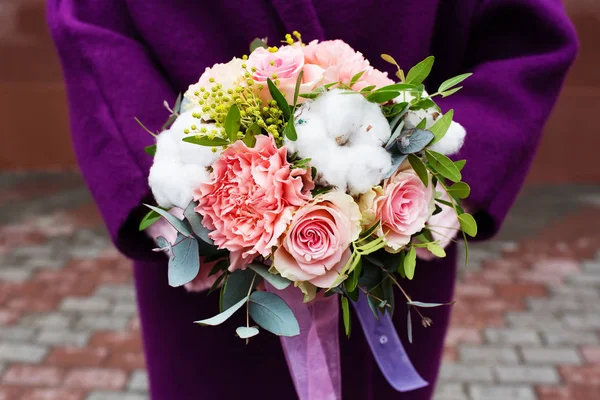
[{"left": 47, "top": 1, "right": 577, "bottom": 399}]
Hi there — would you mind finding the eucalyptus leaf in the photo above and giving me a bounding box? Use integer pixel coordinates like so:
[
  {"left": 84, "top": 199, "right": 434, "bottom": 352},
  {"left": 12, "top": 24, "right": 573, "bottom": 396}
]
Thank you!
[
  {"left": 224, "top": 104, "right": 241, "bottom": 143},
  {"left": 139, "top": 209, "right": 162, "bottom": 231},
  {"left": 408, "top": 301, "right": 448, "bottom": 308},
  {"left": 161, "top": 114, "right": 178, "bottom": 131},
  {"left": 384, "top": 153, "right": 408, "bottom": 178},
  {"left": 248, "top": 263, "right": 291, "bottom": 290},
  {"left": 407, "top": 307, "right": 413, "bottom": 344},
  {"left": 144, "top": 205, "right": 192, "bottom": 237},
  {"left": 405, "top": 56, "right": 434, "bottom": 85},
  {"left": 404, "top": 247, "right": 417, "bottom": 280},
  {"left": 249, "top": 291, "right": 300, "bottom": 336},
  {"left": 184, "top": 201, "right": 214, "bottom": 245},
  {"left": 397, "top": 129, "right": 434, "bottom": 154},
  {"left": 209, "top": 259, "right": 229, "bottom": 276},
  {"left": 144, "top": 144, "right": 157, "bottom": 156},
  {"left": 153, "top": 236, "right": 171, "bottom": 254},
  {"left": 168, "top": 234, "right": 200, "bottom": 287},
  {"left": 426, "top": 150, "right": 462, "bottom": 182},
  {"left": 428, "top": 109, "right": 454, "bottom": 145},
  {"left": 221, "top": 269, "right": 256, "bottom": 311},
  {"left": 458, "top": 213, "right": 478, "bottom": 237},
  {"left": 407, "top": 154, "right": 429, "bottom": 188},
  {"left": 236, "top": 326, "right": 259, "bottom": 339},
  {"left": 182, "top": 136, "right": 229, "bottom": 147},
  {"left": 267, "top": 78, "right": 291, "bottom": 119},
  {"left": 173, "top": 93, "right": 183, "bottom": 114},
  {"left": 250, "top": 38, "right": 268, "bottom": 52},
  {"left": 447, "top": 182, "right": 471, "bottom": 199},
  {"left": 438, "top": 73, "right": 472, "bottom": 93},
  {"left": 385, "top": 121, "right": 405, "bottom": 151},
  {"left": 342, "top": 296, "right": 351, "bottom": 337},
  {"left": 195, "top": 296, "right": 247, "bottom": 326}
]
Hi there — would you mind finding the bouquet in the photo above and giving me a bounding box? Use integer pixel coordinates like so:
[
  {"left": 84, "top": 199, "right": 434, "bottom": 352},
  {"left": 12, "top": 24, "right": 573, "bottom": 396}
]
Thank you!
[{"left": 139, "top": 32, "right": 477, "bottom": 398}]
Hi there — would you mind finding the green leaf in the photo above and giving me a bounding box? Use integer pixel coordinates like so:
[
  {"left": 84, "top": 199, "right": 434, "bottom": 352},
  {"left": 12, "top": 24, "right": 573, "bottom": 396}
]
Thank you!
[
  {"left": 349, "top": 70, "right": 366, "bottom": 87},
  {"left": 407, "top": 154, "right": 429, "bottom": 188},
  {"left": 367, "top": 295, "right": 380, "bottom": 319},
  {"left": 403, "top": 247, "right": 417, "bottom": 280},
  {"left": 249, "top": 291, "right": 300, "bottom": 336},
  {"left": 438, "top": 73, "right": 472, "bottom": 93},
  {"left": 341, "top": 296, "right": 351, "bottom": 337},
  {"left": 458, "top": 213, "right": 478, "bottom": 237},
  {"left": 425, "top": 242, "right": 447, "bottom": 258},
  {"left": 168, "top": 234, "right": 200, "bottom": 287},
  {"left": 447, "top": 182, "right": 471, "bottom": 199},
  {"left": 426, "top": 150, "right": 462, "bottom": 182},
  {"left": 381, "top": 53, "right": 399, "bottom": 67},
  {"left": 366, "top": 90, "right": 400, "bottom": 103},
  {"left": 415, "top": 118, "right": 428, "bottom": 130},
  {"left": 360, "top": 85, "right": 376, "bottom": 93},
  {"left": 236, "top": 326, "right": 259, "bottom": 339},
  {"left": 396, "top": 252, "right": 406, "bottom": 278},
  {"left": 244, "top": 123, "right": 260, "bottom": 147},
  {"left": 209, "top": 259, "right": 228, "bottom": 276},
  {"left": 408, "top": 301, "right": 449, "bottom": 308},
  {"left": 139, "top": 209, "right": 161, "bottom": 231},
  {"left": 267, "top": 78, "right": 291, "bottom": 119},
  {"left": 298, "top": 93, "right": 318, "bottom": 99},
  {"left": 292, "top": 70, "right": 304, "bottom": 107},
  {"left": 344, "top": 258, "right": 362, "bottom": 293},
  {"left": 382, "top": 277, "right": 395, "bottom": 316},
  {"left": 144, "top": 204, "right": 193, "bottom": 237},
  {"left": 224, "top": 104, "right": 241, "bottom": 143},
  {"left": 161, "top": 114, "right": 178, "bottom": 132},
  {"left": 250, "top": 38, "right": 268, "bottom": 53},
  {"left": 195, "top": 296, "right": 248, "bottom": 326},
  {"left": 173, "top": 93, "right": 183, "bottom": 114},
  {"left": 208, "top": 271, "right": 227, "bottom": 295},
  {"left": 407, "top": 308, "right": 413, "bottom": 344},
  {"left": 376, "top": 83, "right": 418, "bottom": 92},
  {"left": 454, "top": 159, "right": 467, "bottom": 171},
  {"left": 284, "top": 120, "right": 297, "bottom": 141},
  {"left": 184, "top": 201, "right": 214, "bottom": 245},
  {"left": 405, "top": 56, "right": 435, "bottom": 85},
  {"left": 221, "top": 269, "right": 256, "bottom": 311},
  {"left": 182, "top": 136, "right": 229, "bottom": 147},
  {"left": 411, "top": 98, "right": 437, "bottom": 110},
  {"left": 248, "top": 263, "right": 292, "bottom": 290},
  {"left": 144, "top": 144, "right": 157, "bottom": 156},
  {"left": 441, "top": 86, "right": 463, "bottom": 97},
  {"left": 428, "top": 109, "right": 454, "bottom": 145}
]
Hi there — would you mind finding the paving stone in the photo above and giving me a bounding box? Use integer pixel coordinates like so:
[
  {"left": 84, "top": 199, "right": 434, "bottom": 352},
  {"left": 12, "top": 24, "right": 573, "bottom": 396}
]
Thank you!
[
  {"left": 21, "top": 312, "right": 74, "bottom": 329},
  {"left": 506, "top": 313, "right": 564, "bottom": 330},
  {"left": 521, "top": 347, "right": 582, "bottom": 364},
  {"left": 0, "top": 326, "right": 36, "bottom": 341},
  {"left": 112, "top": 302, "right": 138, "bottom": 316},
  {"left": 127, "top": 370, "right": 148, "bottom": 392},
  {"left": 94, "top": 285, "right": 136, "bottom": 302},
  {"left": 37, "top": 329, "right": 91, "bottom": 347},
  {"left": 86, "top": 392, "right": 148, "bottom": 400},
  {"left": 75, "top": 315, "right": 130, "bottom": 331},
  {"left": 21, "top": 388, "right": 85, "bottom": 400},
  {"left": 542, "top": 329, "right": 599, "bottom": 346},
  {"left": 0, "top": 267, "right": 32, "bottom": 282},
  {"left": 570, "top": 273, "right": 600, "bottom": 286},
  {"left": 484, "top": 328, "right": 541, "bottom": 346},
  {"left": 438, "top": 364, "right": 494, "bottom": 383},
  {"left": 563, "top": 314, "right": 600, "bottom": 330},
  {"left": 1, "top": 365, "right": 64, "bottom": 386},
  {"left": 0, "top": 342, "right": 47, "bottom": 363},
  {"left": 458, "top": 346, "right": 519, "bottom": 364},
  {"left": 550, "top": 285, "right": 599, "bottom": 299},
  {"left": 468, "top": 384, "right": 536, "bottom": 400},
  {"left": 433, "top": 383, "right": 467, "bottom": 400},
  {"left": 61, "top": 297, "right": 112, "bottom": 313},
  {"left": 495, "top": 366, "right": 560, "bottom": 384},
  {"left": 64, "top": 368, "right": 128, "bottom": 390}
]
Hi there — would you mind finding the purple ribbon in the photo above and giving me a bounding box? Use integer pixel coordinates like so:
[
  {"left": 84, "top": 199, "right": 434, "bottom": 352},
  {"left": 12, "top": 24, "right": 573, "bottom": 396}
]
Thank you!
[{"left": 269, "top": 285, "right": 427, "bottom": 399}]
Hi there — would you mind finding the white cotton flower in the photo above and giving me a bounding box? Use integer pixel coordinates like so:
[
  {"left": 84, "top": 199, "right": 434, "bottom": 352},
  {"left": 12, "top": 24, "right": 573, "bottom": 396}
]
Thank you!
[
  {"left": 148, "top": 111, "right": 221, "bottom": 209},
  {"left": 429, "top": 121, "right": 466, "bottom": 156},
  {"left": 285, "top": 89, "right": 392, "bottom": 195}
]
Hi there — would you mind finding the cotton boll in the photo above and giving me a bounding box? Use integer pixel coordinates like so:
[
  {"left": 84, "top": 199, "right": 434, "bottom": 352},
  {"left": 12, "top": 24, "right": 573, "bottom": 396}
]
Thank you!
[
  {"left": 149, "top": 161, "right": 209, "bottom": 209},
  {"left": 166, "top": 111, "right": 223, "bottom": 166},
  {"left": 348, "top": 101, "right": 391, "bottom": 146},
  {"left": 404, "top": 108, "right": 440, "bottom": 130},
  {"left": 429, "top": 121, "right": 466, "bottom": 155},
  {"left": 313, "top": 143, "right": 353, "bottom": 190},
  {"left": 312, "top": 90, "right": 369, "bottom": 143},
  {"left": 345, "top": 146, "right": 392, "bottom": 195}
]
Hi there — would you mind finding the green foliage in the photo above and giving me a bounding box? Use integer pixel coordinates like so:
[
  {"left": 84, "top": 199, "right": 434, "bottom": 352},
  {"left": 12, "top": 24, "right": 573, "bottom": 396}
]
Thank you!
[
  {"left": 366, "top": 90, "right": 400, "bottom": 103},
  {"left": 293, "top": 70, "right": 304, "bottom": 107},
  {"left": 183, "top": 201, "right": 214, "bottom": 245},
  {"left": 139, "top": 209, "right": 162, "bottom": 231},
  {"left": 407, "top": 154, "right": 429, "bottom": 188},
  {"left": 250, "top": 38, "right": 268, "bottom": 52},
  {"left": 397, "top": 129, "right": 434, "bottom": 154},
  {"left": 143, "top": 204, "right": 193, "bottom": 237},
  {"left": 425, "top": 242, "right": 446, "bottom": 257},
  {"left": 221, "top": 269, "right": 256, "bottom": 312},
  {"left": 195, "top": 296, "right": 248, "bottom": 326},
  {"left": 405, "top": 56, "right": 434, "bottom": 85},
  {"left": 403, "top": 247, "right": 417, "bottom": 279},
  {"left": 168, "top": 234, "right": 200, "bottom": 287},
  {"left": 248, "top": 263, "right": 292, "bottom": 290},
  {"left": 236, "top": 326, "right": 259, "bottom": 339},
  {"left": 458, "top": 213, "right": 478, "bottom": 237},
  {"left": 447, "top": 182, "right": 471, "bottom": 199},
  {"left": 244, "top": 123, "right": 260, "bottom": 147},
  {"left": 144, "top": 144, "right": 156, "bottom": 156},
  {"left": 267, "top": 78, "right": 291, "bottom": 119},
  {"left": 284, "top": 120, "right": 297, "bottom": 141},
  {"left": 182, "top": 136, "right": 230, "bottom": 147},
  {"left": 426, "top": 150, "right": 462, "bottom": 182},
  {"left": 349, "top": 70, "right": 365, "bottom": 87},
  {"left": 224, "top": 104, "right": 241, "bottom": 143},
  {"left": 441, "top": 87, "right": 463, "bottom": 97},
  {"left": 454, "top": 159, "right": 467, "bottom": 171},
  {"left": 341, "top": 296, "right": 351, "bottom": 337},
  {"left": 438, "top": 73, "right": 472, "bottom": 93},
  {"left": 428, "top": 109, "right": 454, "bottom": 145},
  {"left": 248, "top": 291, "right": 300, "bottom": 336}
]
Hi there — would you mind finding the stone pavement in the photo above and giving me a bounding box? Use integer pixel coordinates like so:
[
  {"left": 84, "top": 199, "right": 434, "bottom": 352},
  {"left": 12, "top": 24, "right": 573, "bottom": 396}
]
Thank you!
[{"left": 0, "top": 172, "right": 599, "bottom": 400}]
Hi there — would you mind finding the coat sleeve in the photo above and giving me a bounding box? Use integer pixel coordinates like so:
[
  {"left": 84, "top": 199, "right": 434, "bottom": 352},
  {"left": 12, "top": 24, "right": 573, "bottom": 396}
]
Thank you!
[
  {"left": 47, "top": 0, "right": 176, "bottom": 259},
  {"left": 433, "top": 0, "right": 578, "bottom": 240}
]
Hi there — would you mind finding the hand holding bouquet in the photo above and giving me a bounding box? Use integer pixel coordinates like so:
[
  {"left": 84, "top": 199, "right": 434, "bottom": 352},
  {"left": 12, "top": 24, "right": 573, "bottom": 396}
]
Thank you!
[{"left": 139, "top": 32, "right": 476, "bottom": 396}]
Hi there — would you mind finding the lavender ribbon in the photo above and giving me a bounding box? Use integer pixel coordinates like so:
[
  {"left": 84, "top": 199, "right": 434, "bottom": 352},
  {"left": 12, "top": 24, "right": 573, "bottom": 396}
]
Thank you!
[{"left": 269, "top": 285, "right": 427, "bottom": 399}]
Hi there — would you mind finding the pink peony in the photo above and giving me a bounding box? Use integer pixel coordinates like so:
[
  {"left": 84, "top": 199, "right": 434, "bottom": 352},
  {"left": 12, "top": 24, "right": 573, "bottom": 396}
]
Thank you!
[
  {"left": 194, "top": 135, "right": 314, "bottom": 270},
  {"left": 273, "top": 191, "right": 361, "bottom": 288},
  {"left": 302, "top": 40, "right": 394, "bottom": 91},
  {"left": 415, "top": 188, "right": 460, "bottom": 260},
  {"left": 248, "top": 45, "right": 306, "bottom": 102},
  {"left": 360, "top": 170, "right": 435, "bottom": 252}
]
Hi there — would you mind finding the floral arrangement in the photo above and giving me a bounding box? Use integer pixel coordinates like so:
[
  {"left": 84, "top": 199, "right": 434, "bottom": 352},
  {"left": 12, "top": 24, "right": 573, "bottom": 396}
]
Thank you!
[{"left": 139, "top": 32, "right": 476, "bottom": 393}]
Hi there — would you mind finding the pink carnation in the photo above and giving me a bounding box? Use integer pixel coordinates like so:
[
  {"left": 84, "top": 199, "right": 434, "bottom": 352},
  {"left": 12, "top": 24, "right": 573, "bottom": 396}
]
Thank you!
[
  {"left": 302, "top": 40, "right": 394, "bottom": 91},
  {"left": 273, "top": 192, "right": 361, "bottom": 288},
  {"left": 194, "top": 135, "right": 314, "bottom": 270},
  {"left": 360, "top": 170, "right": 435, "bottom": 252}
]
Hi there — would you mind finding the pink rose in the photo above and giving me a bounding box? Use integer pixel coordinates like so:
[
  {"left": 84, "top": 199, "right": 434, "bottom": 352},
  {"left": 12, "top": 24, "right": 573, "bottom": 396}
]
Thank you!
[
  {"left": 248, "top": 45, "right": 306, "bottom": 102},
  {"left": 194, "top": 135, "right": 313, "bottom": 270},
  {"left": 360, "top": 170, "right": 435, "bottom": 252},
  {"left": 302, "top": 40, "right": 394, "bottom": 91},
  {"left": 415, "top": 189, "right": 460, "bottom": 260},
  {"left": 273, "top": 191, "right": 361, "bottom": 288}
]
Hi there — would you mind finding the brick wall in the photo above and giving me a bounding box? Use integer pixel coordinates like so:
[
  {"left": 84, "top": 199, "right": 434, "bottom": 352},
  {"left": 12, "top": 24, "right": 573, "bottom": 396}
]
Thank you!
[{"left": 1, "top": 0, "right": 598, "bottom": 183}]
